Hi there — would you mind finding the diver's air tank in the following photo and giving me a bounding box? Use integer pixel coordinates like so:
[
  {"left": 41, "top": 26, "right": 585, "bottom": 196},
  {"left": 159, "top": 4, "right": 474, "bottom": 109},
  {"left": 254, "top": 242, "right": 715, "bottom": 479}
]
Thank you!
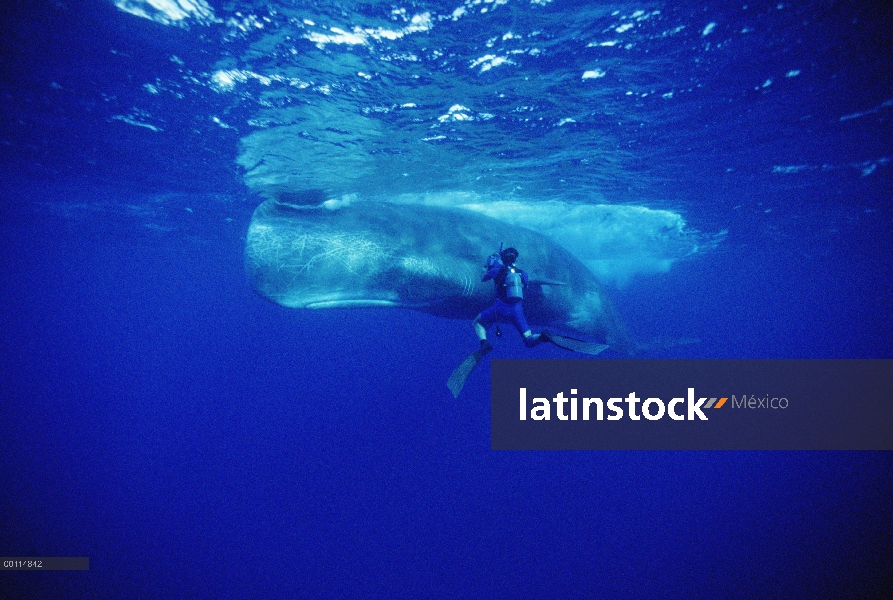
[{"left": 504, "top": 267, "right": 524, "bottom": 303}]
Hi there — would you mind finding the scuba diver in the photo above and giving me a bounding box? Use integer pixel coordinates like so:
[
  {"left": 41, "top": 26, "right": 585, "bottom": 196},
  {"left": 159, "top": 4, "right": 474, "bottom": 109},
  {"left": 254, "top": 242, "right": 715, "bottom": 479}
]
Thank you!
[
  {"left": 472, "top": 246, "right": 543, "bottom": 351},
  {"left": 447, "top": 244, "right": 610, "bottom": 398},
  {"left": 448, "top": 245, "right": 545, "bottom": 397}
]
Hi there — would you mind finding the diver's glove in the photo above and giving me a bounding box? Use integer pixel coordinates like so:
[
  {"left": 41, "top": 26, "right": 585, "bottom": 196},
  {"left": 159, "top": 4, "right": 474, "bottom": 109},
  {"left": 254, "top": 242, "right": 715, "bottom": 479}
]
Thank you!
[{"left": 486, "top": 253, "right": 503, "bottom": 269}]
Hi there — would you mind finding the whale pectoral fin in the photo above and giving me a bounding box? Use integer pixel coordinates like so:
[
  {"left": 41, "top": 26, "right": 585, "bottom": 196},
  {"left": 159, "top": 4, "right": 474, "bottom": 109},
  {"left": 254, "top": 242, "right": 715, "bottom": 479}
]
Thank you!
[
  {"left": 529, "top": 278, "right": 568, "bottom": 286},
  {"left": 447, "top": 342, "right": 493, "bottom": 398}
]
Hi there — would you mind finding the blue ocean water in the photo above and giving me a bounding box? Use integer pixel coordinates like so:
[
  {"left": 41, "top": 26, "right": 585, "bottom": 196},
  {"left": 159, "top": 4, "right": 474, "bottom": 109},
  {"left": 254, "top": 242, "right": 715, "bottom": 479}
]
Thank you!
[{"left": 1, "top": 0, "right": 891, "bottom": 597}]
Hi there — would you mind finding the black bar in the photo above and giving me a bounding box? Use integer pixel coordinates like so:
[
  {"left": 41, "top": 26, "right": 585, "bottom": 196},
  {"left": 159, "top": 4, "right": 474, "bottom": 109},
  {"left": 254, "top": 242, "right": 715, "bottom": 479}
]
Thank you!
[
  {"left": 1, "top": 557, "right": 89, "bottom": 570},
  {"left": 491, "top": 359, "right": 893, "bottom": 450}
]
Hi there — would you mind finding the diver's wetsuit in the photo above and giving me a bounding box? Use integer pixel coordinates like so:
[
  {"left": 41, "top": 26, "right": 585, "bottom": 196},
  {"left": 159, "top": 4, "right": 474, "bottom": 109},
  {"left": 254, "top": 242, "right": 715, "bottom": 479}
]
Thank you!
[
  {"left": 452, "top": 256, "right": 541, "bottom": 397},
  {"left": 477, "top": 262, "right": 539, "bottom": 346},
  {"left": 452, "top": 254, "right": 604, "bottom": 396}
]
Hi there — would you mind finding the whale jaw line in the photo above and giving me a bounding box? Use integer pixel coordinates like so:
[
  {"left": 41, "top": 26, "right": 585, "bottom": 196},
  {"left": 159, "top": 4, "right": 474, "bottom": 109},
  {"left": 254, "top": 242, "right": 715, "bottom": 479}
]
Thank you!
[{"left": 304, "top": 299, "right": 401, "bottom": 309}]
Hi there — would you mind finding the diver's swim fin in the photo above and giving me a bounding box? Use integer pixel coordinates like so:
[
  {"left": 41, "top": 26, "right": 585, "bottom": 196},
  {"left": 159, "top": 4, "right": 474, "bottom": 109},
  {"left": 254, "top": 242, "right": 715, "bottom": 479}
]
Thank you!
[
  {"left": 447, "top": 341, "right": 493, "bottom": 398},
  {"left": 542, "top": 331, "right": 609, "bottom": 356}
]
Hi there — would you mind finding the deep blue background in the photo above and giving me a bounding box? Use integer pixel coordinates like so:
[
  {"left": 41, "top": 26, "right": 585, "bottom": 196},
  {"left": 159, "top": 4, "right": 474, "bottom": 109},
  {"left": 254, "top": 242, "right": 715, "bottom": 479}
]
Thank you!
[
  {"left": 2, "top": 0, "right": 892, "bottom": 597},
  {"left": 2, "top": 180, "right": 891, "bottom": 598}
]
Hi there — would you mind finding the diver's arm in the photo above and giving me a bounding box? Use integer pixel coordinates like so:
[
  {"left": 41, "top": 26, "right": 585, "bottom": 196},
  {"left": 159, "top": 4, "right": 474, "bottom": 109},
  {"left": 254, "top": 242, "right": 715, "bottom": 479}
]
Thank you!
[
  {"left": 482, "top": 255, "right": 503, "bottom": 282},
  {"left": 482, "top": 264, "right": 501, "bottom": 282}
]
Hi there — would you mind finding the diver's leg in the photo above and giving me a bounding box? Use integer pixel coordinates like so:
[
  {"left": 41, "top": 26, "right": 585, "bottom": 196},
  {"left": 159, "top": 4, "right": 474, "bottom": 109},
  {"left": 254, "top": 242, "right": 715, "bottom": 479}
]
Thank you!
[
  {"left": 474, "top": 305, "right": 497, "bottom": 348},
  {"left": 523, "top": 331, "right": 543, "bottom": 347},
  {"left": 509, "top": 303, "right": 542, "bottom": 347},
  {"left": 472, "top": 314, "right": 488, "bottom": 342}
]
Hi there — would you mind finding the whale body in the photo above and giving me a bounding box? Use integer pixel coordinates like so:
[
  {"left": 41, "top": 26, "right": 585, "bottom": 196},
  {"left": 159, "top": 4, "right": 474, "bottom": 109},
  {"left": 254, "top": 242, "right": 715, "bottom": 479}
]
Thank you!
[{"left": 245, "top": 198, "right": 626, "bottom": 345}]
